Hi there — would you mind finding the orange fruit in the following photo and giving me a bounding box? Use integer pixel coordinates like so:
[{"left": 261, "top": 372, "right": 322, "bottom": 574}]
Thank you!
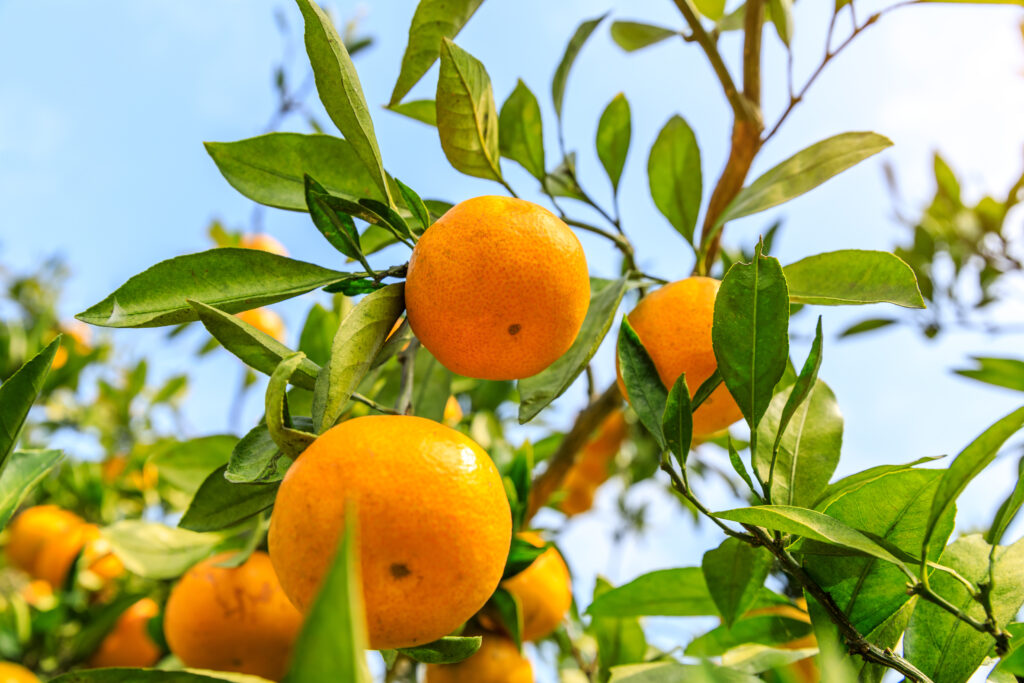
[
  {"left": 5, "top": 506, "right": 83, "bottom": 573},
  {"left": 498, "top": 532, "right": 571, "bottom": 642},
  {"left": 268, "top": 415, "right": 511, "bottom": 650},
  {"left": 101, "top": 455, "right": 128, "bottom": 483},
  {"left": 51, "top": 321, "right": 92, "bottom": 370},
  {"left": 164, "top": 552, "right": 302, "bottom": 680},
  {"left": 237, "top": 308, "right": 286, "bottom": 343},
  {"left": 405, "top": 196, "right": 590, "bottom": 380},
  {"left": 240, "top": 233, "right": 288, "bottom": 256},
  {"left": 33, "top": 524, "right": 123, "bottom": 589},
  {"left": 0, "top": 662, "right": 39, "bottom": 683},
  {"left": 559, "top": 411, "right": 628, "bottom": 516},
  {"left": 616, "top": 277, "right": 743, "bottom": 437},
  {"left": 88, "top": 598, "right": 161, "bottom": 668},
  {"left": 443, "top": 395, "right": 464, "bottom": 426},
  {"left": 19, "top": 580, "right": 53, "bottom": 608},
  {"left": 424, "top": 632, "right": 532, "bottom": 683}
]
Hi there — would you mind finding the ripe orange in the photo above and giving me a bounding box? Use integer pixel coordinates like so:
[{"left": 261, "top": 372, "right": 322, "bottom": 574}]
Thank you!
[
  {"left": 0, "top": 662, "right": 39, "bottom": 683},
  {"left": 164, "top": 552, "right": 302, "bottom": 680},
  {"left": 237, "top": 308, "right": 286, "bottom": 343},
  {"left": 616, "top": 277, "right": 743, "bottom": 437},
  {"left": 51, "top": 321, "right": 92, "bottom": 370},
  {"left": 424, "top": 632, "right": 532, "bottom": 683},
  {"left": 499, "top": 532, "right": 572, "bottom": 642},
  {"left": 268, "top": 415, "right": 511, "bottom": 650},
  {"left": 443, "top": 395, "right": 464, "bottom": 426},
  {"left": 240, "top": 233, "right": 288, "bottom": 256},
  {"left": 560, "top": 410, "right": 628, "bottom": 516},
  {"left": 5, "top": 505, "right": 83, "bottom": 573},
  {"left": 405, "top": 196, "right": 590, "bottom": 380},
  {"left": 33, "top": 523, "right": 123, "bottom": 589},
  {"left": 88, "top": 598, "right": 161, "bottom": 668}
]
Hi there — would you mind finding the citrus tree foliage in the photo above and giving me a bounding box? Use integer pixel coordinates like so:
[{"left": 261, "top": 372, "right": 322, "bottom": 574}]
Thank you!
[{"left": 2, "top": 1, "right": 1024, "bottom": 682}]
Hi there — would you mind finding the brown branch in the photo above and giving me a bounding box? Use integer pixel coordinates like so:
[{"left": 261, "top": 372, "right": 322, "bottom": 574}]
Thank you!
[{"left": 527, "top": 382, "right": 622, "bottom": 519}]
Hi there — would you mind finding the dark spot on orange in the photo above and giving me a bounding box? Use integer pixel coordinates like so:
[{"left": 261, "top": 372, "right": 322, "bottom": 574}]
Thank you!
[
  {"left": 508, "top": 324, "right": 521, "bottom": 335},
  {"left": 390, "top": 563, "right": 411, "bottom": 579}
]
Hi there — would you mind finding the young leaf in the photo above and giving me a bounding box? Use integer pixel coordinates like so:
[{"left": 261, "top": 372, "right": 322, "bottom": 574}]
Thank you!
[
  {"left": 955, "top": 356, "right": 1024, "bottom": 393},
  {"left": 285, "top": 510, "right": 371, "bottom": 683},
  {"left": 647, "top": 115, "right": 702, "bottom": 244},
  {"left": 204, "top": 133, "right": 391, "bottom": 211},
  {"left": 387, "top": 99, "right": 437, "bottom": 126},
  {"left": 436, "top": 38, "right": 502, "bottom": 181},
  {"left": 266, "top": 353, "right": 317, "bottom": 458},
  {"left": 701, "top": 538, "right": 773, "bottom": 628},
  {"left": 837, "top": 317, "right": 898, "bottom": 338},
  {"left": 663, "top": 374, "right": 693, "bottom": 470},
  {"left": 543, "top": 153, "right": 586, "bottom": 200},
  {"left": 610, "top": 21, "right": 678, "bottom": 52},
  {"left": 189, "top": 300, "right": 320, "bottom": 390},
  {"left": 389, "top": 0, "right": 485, "bottom": 106},
  {"left": 586, "top": 567, "right": 719, "bottom": 618},
  {"left": 312, "top": 283, "right": 405, "bottom": 432},
  {"left": 518, "top": 277, "right": 629, "bottom": 423},
  {"left": 103, "top": 520, "right": 228, "bottom": 579},
  {"left": 589, "top": 576, "right": 647, "bottom": 680},
  {"left": 305, "top": 175, "right": 364, "bottom": 262},
  {"left": 617, "top": 317, "right": 668, "bottom": 447},
  {"left": 0, "top": 338, "right": 58, "bottom": 471},
  {"left": 295, "top": 0, "right": 392, "bottom": 204},
  {"left": 498, "top": 79, "right": 546, "bottom": 180},
  {"left": 552, "top": 13, "right": 607, "bottom": 120},
  {"left": 987, "top": 456, "right": 1024, "bottom": 546},
  {"left": 922, "top": 406, "right": 1024, "bottom": 559},
  {"left": 398, "top": 636, "right": 482, "bottom": 664},
  {"left": 712, "top": 243, "right": 790, "bottom": 428},
  {"left": 727, "top": 437, "right": 761, "bottom": 501},
  {"left": 719, "top": 132, "right": 893, "bottom": 225},
  {"left": 179, "top": 465, "right": 279, "bottom": 533},
  {"left": 596, "top": 93, "right": 631, "bottom": 194},
  {"left": 78, "top": 249, "right": 354, "bottom": 328},
  {"left": 770, "top": 317, "right": 823, "bottom": 461},
  {"left": 692, "top": 369, "right": 723, "bottom": 409},
  {"left": 0, "top": 449, "right": 64, "bottom": 529},
  {"left": 783, "top": 250, "right": 925, "bottom": 308},
  {"left": 395, "top": 178, "right": 431, "bottom": 236}
]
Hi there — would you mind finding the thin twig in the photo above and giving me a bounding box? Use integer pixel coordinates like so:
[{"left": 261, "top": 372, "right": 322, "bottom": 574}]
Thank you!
[
  {"left": 351, "top": 392, "right": 400, "bottom": 415},
  {"left": 394, "top": 338, "right": 420, "bottom": 415}
]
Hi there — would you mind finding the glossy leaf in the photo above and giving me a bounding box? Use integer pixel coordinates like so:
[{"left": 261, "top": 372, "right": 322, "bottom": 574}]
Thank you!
[
  {"left": 204, "top": 133, "right": 389, "bottom": 211},
  {"left": 663, "top": 374, "right": 693, "bottom": 470},
  {"left": 728, "top": 437, "right": 761, "bottom": 501},
  {"left": 103, "top": 520, "right": 226, "bottom": 579},
  {"left": 266, "top": 353, "right": 317, "bottom": 457},
  {"left": 783, "top": 250, "right": 924, "bottom": 308},
  {"left": 518, "top": 277, "right": 628, "bottom": 423},
  {"left": 719, "top": 132, "right": 893, "bottom": 225},
  {"left": 712, "top": 243, "right": 790, "bottom": 428},
  {"left": 387, "top": 99, "right": 437, "bottom": 126},
  {"left": 587, "top": 567, "right": 718, "bottom": 617},
  {"left": 0, "top": 449, "right": 64, "bottom": 529},
  {"left": 552, "top": 13, "right": 607, "bottom": 119},
  {"left": 498, "top": 80, "right": 545, "bottom": 180},
  {"left": 647, "top": 115, "right": 702, "bottom": 244},
  {"left": 179, "top": 465, "right": 279, "bottom": 533},
  {"left": 816, "top": 455, "right": 946, "bottom": 508},
  {"left": 148, "top": 435, "right": 235, "bottom": 495},
  {"left": 701, "top": 537, "right": 773, "bottom": 628},
  {"left": 395, "top": 178, "right": 431, "bottom": 236},
  {"left": 398, "top": 636, "right": 481, "bottom": 664},
  {"left": 226, "top": 420, "right": 303, "bottom": 484},
  {"left": 955, "top": 356, "right": 1024, "bottom": 393},
  {"left": 0, "top": 338, "right": 58, "bottom": 471},
  {"left": 596, "top": 93, "right": 631, "bottom": 193},
  {"left": 295, "top": 0, "right": 391, "bottom": 203},
  {"left": 617, "top": 317, "right": 668, "bottom": 447},
  {"left": 987, "top": 456, "right": 1024, "bottom": 546},
  {"left": 436, "top": 38, "right": 502, "bottom": 181},
  {"left": 305, "top": 175, "right": 363, "bottom": 261},
  {"left": 299, "top": 303, "right": 340, "bottom": 367},
  {"left": 610, "top": 21, "right": 678, "bottom": 52},
  {"left": 488, "top": 587, "right": 523, "bottom": 647},
  {"left": 389, "top": 0, "right": 485, "bottom": 105},
  {"left": 78, "top": 249, "right": 354, "bottom": 328}
]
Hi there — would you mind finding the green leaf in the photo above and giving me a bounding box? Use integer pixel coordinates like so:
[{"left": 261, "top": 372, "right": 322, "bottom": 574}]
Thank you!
[
  {"left": 190, "top": 300, "right": 320, "bottom": 390},
  {"left": 714, "top": 506, "right": 907, "bottom": 568},
  {"left": 436, "top": 38, "right": 502, "bottom": 181},
  {"left": 50, "top": 671, "right": 249, "bottom": 683},
  {"left": 266, "top": 353, "right": 317, "bottom": 458},
  {"left": 719, "top": 132, "right": 893, "bottom": 225},
  {"left": 226, "top": 420, "right": 301, "bottom": 484},
  {"left": 905, "top": 535, "right": 1024, "bottom": 683},
  {"left": 498, "top": 79, "right": 546, "bottom": 180},
  {"left": 727, "top": 437, "right": 760, "bottom": 501},
  {"left": 295, "top": 0, "right": 391, "bottom": 204},
  {"left": 78, "top": 249, "right": 354, "bottom": 328},
  {"left": 955, "top": 356, "right": 1024, "bottom": 393},
  {"left": 543, "top": 153, "right": 586, "bottom": 200},
  {"left": 837, "top": 317, "right": 898, "bottom": 338},
  {"left": 503, "top": 536, "right": 547, "bottom": 579},
  {"left": 285, "top": 510, "right": 371, "bottom": 683},
  {"left": 608, "top": 661, "right": 760, "bottom": 683},
  {"left": 149, "top": 435, "right": 236, "bottom": 495},
  {"left": 766, "top": 0, "right": 794, "bottom": 46},
  {"left": 0, "top": 338, "right": 58, "bottom": 471},
  {"left": 596, "top": 93, "right": 631, "bottom": 194},
  {"left": 701, "top": 538, "right": 773, "bottom": 628},
  {"left": 617, "top": 317, "right": 668, "bottom": 447},
  {"left": 398, "top": 636, "right": 481, "bottom": 664},
  {"left": 587, "top": 568, "right": 718, "bottom": 618},
  {"left": 0, "top": 449, "right": 64, "bottom": 529},
  {"left": 312, "top": 283, "right": 405, "bottom": 432},
  {"left": 518, "top": 277, "right": 628, "bottom": 423},
  {"left": 102, "top": 520, "right": 227, "bottom": 579},
  {"left": 923, "top": 406, "right": 1024, "bottom": 559},
  {"left": 387, "top": 99, "right": 437, "bottom": 126},
  {"left": 299, "top": 303, "right": 340, "bottom": 366},
  {"left": 686, "top": 614, "right": 812, "bottom": 657},
  {"left": 412, "top": 347, "right": 452, "bottom": 422},
  {"left": 987, "top": 456, "right": 1024, "bottom": 546},
  {"left": 589, "top": 576, "right": 647, "bottom": 680},
  {"left": 179, "top": 465, "right": 279, "bottom": 533},
  {"left": 754, "top": 379, "right": 842, "bottom": 507},
  {"left": 488, "top": 587, "right": 523, "bottom": 648},
  {"left": 610, "top": 21, "right": 678, "bottom": 52},
  {"left": 395, "top": 178, "right": 431, "bottom": 236},
  {"left": 815, "top": 455, "right": 946, "bottom": 508},
  {"left": 647, "top": 115, "right": 702, "bottom": 244},
  {"left": 712, "top": 242, "right": 790, "bottom": 428},
  {"left": 783, "top": 250, "right": 925, "bottom": 308},
  {"left": 694, "top": 0, "right": 727, "bottom": 20},
  {"left": 305, "top": 175, "right": 364, "bottom": 261},
  {"left": 552, "top": 13, "right": 607, "bottom": 120},
  {"left": 663, "top": 374, "right": 693, "bottom": 470},
  {"left": 204, "top": 133, "right": 390, "bottom": 211}
]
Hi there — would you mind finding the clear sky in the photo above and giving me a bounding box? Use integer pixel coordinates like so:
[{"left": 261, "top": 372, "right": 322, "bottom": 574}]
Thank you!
[{"left": 2, "top": 1, "right": 1023, "bottom": 679}]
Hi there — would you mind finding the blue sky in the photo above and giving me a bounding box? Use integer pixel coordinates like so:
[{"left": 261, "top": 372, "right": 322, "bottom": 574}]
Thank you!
[{"left": 2, "top": 0, "right": 1024, "bottom": 677}]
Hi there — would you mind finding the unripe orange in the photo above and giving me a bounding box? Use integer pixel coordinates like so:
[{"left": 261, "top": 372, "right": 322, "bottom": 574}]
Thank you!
[
  {"left": 88, "top": 598, "right": 161, "bottom": 668},
  {"left": 237, "top": 308, "right": 286, "bottom": 343},
  {"left": 424, "top": 633, "right": 532, "bottom": 683}
]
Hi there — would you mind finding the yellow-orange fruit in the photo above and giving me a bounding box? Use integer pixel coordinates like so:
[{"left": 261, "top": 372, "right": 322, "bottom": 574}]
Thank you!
[
  {"left": 0, "top": 662, "right": 39, "bottom": 683},
  {"left": 5, "top": 506, "right": 83, "bottom": 573},
  {"left": 52, "top": 321, "right": 92, "bottom": 370},
  {"left": 499, "top": 532, "right": 572, "bottom": 642},
  {"left": 443, "top": 396, "right": 464, "bottom": 426},
  {"left": 616, "top": 277, "right": 743, "bottom": 437},
  {"left": 729, "top": 598, "right": 818, "bottom": 683},
  {"left": 424, "top": 633, "right": 532, "bottom": 683},
  {"left": 268, "top": 415, "right": 511, "bottom": 650},
  {"left": 88, "top": 598, "right": 161, "bottom": 668},
  {"left": 101, "top": 455, "right": 128, "bottom": 483},
  {"left": 33, "top": 524, "right": 123, "bottom": 588},
  {"left": 164, "top": 552, "right": 302, "bottom": 680},
  {"left": 19, "top": 580, "right": 53, "bottom": 608},
  {"left": 237, "top": 308, "right": 286, "bottom": 343},
  {"left": 240, "top": 233, "right": 288, "bottom": 256},
  {"left": 559, "top": 411, "right": 628, "bottom": 516},
  {"left": 406, "top": 196, "right": 590, "bottom": 380}
]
